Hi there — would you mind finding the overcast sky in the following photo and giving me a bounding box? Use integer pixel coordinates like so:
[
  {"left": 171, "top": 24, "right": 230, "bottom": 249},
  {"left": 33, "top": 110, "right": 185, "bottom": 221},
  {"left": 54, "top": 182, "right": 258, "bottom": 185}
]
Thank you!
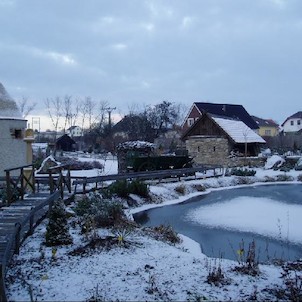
[{"left": 1, "top": 0, "right": 302, "bottom": 129}]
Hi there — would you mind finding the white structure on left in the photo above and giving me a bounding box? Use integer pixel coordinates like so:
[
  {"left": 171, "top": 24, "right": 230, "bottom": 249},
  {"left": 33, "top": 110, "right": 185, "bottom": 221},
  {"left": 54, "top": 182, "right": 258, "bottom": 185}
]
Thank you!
[{"left": 0, "top": 82, "right": 30, "bottom": 177}]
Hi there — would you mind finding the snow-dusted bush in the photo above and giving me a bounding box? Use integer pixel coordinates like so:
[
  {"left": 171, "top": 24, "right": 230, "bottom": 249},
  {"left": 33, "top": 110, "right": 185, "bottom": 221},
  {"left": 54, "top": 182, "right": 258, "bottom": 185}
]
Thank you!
[
  {"left": 264, "top": 155, "right": 285, "bottom": 170},
  {"left": 275, "top": 174, "right": 294, "bottom": 182},
  {"left": 74, "top": 193, "right": 125, "bottom": 228},
  {"left": 104, "top": 180, "right": 149, "bottom": 199}
]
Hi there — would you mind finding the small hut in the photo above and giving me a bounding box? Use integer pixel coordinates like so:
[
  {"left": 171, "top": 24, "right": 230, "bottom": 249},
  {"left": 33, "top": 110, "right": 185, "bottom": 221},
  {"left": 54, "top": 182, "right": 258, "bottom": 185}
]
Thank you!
[{"left": 56, "top": 134, "right": 76, "bottom": 152}]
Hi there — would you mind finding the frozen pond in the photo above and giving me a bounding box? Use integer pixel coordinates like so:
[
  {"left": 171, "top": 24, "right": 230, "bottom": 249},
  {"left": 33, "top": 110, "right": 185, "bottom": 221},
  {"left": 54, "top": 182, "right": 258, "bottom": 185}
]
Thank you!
[{"left": 134, "top": 184, "right": 302, "bottom": 262}]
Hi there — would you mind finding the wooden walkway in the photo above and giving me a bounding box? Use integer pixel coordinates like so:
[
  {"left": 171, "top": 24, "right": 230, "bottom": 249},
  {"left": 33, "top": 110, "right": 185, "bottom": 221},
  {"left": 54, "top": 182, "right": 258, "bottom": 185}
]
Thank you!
[{"left": 0, "top": 190, "right": 74, "bottom": 301}]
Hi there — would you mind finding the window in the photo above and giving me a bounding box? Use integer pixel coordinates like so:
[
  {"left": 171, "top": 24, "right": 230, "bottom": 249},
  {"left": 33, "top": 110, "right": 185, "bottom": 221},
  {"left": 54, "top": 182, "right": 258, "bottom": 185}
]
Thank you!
[
  {"left": 10, "top": 128, "right": 23, "bottom": 139},
  {"left": 197, "top": 146, "right": 200, "bottom": 152},
  {"left": 187, "top": 118, "right": 194, "bottom": 127},
  {"left": 298, "top": 120, "right": 301, "bottom": 125},
  {"left": 213, "top": 146, "right": 216, "bottom": 152},
  {"left": 265, "top": 130, "right": 271, "bottom": 136},
  {"left": 291, "top": 120, "right": 294, "bottom": 126}
]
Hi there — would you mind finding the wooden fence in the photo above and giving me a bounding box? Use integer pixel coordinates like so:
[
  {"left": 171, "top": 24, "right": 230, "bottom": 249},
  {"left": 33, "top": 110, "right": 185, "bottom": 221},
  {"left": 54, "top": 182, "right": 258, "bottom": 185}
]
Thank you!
[
  {"left": 73, "top": 165, "right": 224, "bottom": 193},
  {"left": 4, "top": 164, "right": 35, "bottom": 205}
]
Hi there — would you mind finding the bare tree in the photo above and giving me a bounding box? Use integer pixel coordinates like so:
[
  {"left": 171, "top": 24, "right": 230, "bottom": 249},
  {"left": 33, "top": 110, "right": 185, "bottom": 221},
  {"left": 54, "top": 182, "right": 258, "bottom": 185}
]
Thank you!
[
  {"left": 45, "top": 97, "right": 63, "bottom": 138},
  {"left": 18, "top": 97, "right": 37, "bottom": 118},
  {"left": 62, "top": 95, "right": 72, "bottom": 132}
]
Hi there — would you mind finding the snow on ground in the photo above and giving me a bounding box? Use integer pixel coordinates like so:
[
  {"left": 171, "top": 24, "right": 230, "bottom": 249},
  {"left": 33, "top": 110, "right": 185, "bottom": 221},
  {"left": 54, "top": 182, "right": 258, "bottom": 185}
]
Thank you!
[
  {"left": 5, "top": 154, "right": 302, "bottom": 301},
  {"left": 6, "top": 219, "right": 284, "bottom": 302}
]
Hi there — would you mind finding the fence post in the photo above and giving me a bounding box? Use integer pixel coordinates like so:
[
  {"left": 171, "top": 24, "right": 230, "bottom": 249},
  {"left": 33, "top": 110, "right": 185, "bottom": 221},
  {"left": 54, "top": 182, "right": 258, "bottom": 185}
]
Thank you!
[
  {"left": 14, "top": 222, "right": 21, "bottom": 255},
  {"left": 32, "top": 165, "right": 36, "bottom": 194},
  {"left": 48, "top": 169, "right": 54, "bottom": 194},
  {"left": 5, "top": 170, "right": 12, "bottom": 205},
  {"left": 0, "top": 264, "right": 7, "bottom": 302},
  {"left": 28, "top": 208, "right": 34, "bottom": 235},
  {"left": 20, "top": 167, "right": 24, "bottom": 200}
]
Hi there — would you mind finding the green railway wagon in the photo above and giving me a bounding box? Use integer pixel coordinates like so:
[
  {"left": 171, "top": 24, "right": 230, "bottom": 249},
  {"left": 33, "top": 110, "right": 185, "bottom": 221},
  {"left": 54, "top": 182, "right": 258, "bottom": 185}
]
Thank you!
[{"left": 125, "top": 151, "right": 193, "bottom": 172}]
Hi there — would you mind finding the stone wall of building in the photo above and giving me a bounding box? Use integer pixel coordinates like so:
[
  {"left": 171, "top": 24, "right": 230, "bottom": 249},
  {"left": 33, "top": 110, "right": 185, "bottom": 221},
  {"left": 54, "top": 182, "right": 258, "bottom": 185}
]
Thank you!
[
  {"left": 186, "top": 136, "right": 230, "bottom": 166},
  {"left": 186, "top": 136, "right": 265, "bottom": 168}
]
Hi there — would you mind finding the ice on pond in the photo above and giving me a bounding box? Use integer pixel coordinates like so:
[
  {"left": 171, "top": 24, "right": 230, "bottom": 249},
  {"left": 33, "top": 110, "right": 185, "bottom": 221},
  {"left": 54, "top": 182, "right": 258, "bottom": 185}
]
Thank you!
[{"left": 185, "top": 197, "right": 302, "bottom": 245}]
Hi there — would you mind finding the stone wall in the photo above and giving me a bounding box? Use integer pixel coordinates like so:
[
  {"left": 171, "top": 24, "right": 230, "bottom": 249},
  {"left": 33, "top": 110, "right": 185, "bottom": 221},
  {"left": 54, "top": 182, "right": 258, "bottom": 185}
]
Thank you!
[
  {"left": 186, "top": 136, "right": 265, "bottom": 168},
  {"left": 186, "top": 136, "right": 230, "bottom": 166}
]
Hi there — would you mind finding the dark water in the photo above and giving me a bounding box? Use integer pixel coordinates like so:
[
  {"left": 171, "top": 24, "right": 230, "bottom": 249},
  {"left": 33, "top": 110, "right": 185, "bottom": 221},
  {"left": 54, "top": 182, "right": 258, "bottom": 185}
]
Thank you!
[{"left": 133, "top": 184, "right": 302, "bottom": 263}]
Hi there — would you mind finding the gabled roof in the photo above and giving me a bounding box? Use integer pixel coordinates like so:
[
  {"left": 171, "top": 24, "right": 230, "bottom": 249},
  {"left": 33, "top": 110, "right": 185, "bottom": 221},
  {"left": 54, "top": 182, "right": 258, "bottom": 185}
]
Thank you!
[
  {"left": 194, "top": 102, "right": 259, "bottom": 130},
  {"left": 212, "top": 116, "right": 266, "bottom": 144},
  {"left": 182, "top": 112, "right": 266, "bottom": 144},
  {"left": 281, "top": 111, "right": 302, "bottom": 127},
  {"left": 0, "top": 82, "right": 23, "bottom": 119},
  {"left": 251, "top": 116, "right": 279, "bottom": 127}
]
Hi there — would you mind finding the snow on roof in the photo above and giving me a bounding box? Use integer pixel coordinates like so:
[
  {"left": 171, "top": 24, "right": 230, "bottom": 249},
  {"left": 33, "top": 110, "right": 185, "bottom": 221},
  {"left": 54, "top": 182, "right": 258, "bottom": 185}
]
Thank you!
[
  {"left": 212, "top": 116, "right": 266, "bottom": 143},
  {"left": 117, "top": 140, "right": 155, "bottom": 151},
  {"left": 0, "top": 82, "right": 23, "bottom": 119}
]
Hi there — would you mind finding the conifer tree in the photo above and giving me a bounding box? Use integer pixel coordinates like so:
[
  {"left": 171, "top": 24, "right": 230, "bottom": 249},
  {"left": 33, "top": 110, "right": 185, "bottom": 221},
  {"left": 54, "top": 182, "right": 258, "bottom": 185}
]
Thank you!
[{"left": 45, "top": 198, "right": 73, "bottom": 246}]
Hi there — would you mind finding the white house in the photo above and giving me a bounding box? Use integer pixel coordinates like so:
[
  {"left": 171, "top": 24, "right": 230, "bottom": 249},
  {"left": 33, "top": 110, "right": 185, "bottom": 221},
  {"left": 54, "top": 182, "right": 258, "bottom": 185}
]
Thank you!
[
  {"left": 66, "top": 125, "right": 82, "bottom": 137},
  {"left": 281, "top": 111, "right": 302, "bottom": 134},
  {"left": 0, "top": 83, "right": 28, "bottom": 176}
]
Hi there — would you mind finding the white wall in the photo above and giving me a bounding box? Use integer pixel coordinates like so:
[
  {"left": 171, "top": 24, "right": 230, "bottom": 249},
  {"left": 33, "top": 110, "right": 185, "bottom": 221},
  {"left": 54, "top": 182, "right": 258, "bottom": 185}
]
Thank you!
[
  {"left": 0, "top": 118, "right": 27, "bottom": 176},
  {"left": 283, "top": 118, "right": 302, "bottom": 133}
]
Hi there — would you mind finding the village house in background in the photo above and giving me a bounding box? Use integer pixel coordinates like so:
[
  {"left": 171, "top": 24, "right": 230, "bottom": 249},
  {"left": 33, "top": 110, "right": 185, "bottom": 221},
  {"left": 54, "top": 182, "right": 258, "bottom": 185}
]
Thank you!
[
  {"left": 66, "top": 126, "right": 82, "bottom": 138},
  {"left": 0, "top": 83, "right": 34, "bottom": 177},
  {"left": 182, "top": 102, "right": 259, "bottom": 133},
  {"left": 182, "top": 112, "right": 266, "bottom": 167},
  {"left": 251, "top": 116, "right": 279, "bottom": 137},
  {"left": 281, "top": 111, "right": 302, "bottom": 134}
]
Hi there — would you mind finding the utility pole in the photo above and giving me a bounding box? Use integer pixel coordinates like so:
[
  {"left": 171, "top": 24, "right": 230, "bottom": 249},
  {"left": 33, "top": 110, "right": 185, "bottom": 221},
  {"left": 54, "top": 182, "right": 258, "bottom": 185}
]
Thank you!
[{"left": 105, "top": 107, "right": 116, "bottom": 130}]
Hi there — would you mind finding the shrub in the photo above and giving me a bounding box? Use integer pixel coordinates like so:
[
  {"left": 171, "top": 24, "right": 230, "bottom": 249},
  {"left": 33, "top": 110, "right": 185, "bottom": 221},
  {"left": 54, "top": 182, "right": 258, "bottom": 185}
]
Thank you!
[
  {"left": 206, "top": 259, "right": 229, "bottom": 286},
  {"left": 128, "top": 180, "right": 149, "bottom": 198},
  {"left": 192, "top": 184, "right": 206, "bottom": 192},
  {"left": 233, "top": 240, "right": 260, "bottom": 276},
  {"left": 273, "top": 260, "right": 302, "bottom": 301},
  {"left": 74, "top": 195, "right": 92, "bottom": 216},
  {"left": 56, "top": 156, "right": 104, "bottom": 170},
  {"left": 0, "top": 186, "right": 20, "bottom": 203},
  {"left": 174, "top": 184, "right": 186, "bottom": 195},
  {"left": 107, "top": 180, "right": 129, "bottom": 199},
  {"left": 297, "top": 175, "right": 302, "bottom": 182},
  {"left": 104, "top": 179, "right": 149, "bottom": 199},
  {"left": 151, "top": 224, "right": 181, "bottom": 244},
  {"left": 74, "top": 193, "right": 125, "bottom": 228},
  {"left": 276, "top": 174, "right": 294, "bottom": 182},
  {"left": 230, "top": 168, "right": 256, "bottom": 177}
]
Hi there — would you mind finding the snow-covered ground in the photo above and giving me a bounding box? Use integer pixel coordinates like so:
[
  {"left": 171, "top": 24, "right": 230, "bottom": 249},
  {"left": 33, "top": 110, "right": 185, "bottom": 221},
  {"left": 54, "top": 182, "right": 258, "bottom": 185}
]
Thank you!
[{"left": 5, "top": 154, "right": 302, "bottom": 301}]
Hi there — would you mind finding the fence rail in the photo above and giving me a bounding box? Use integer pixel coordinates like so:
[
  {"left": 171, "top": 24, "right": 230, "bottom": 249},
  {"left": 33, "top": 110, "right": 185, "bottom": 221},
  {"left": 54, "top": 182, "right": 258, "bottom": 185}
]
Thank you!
[
  {"left": 73, "top": 165, "right": 224, "bottom": 193},
  {"left": 4, "top": 164, "right": 35, "bottom": 205}
]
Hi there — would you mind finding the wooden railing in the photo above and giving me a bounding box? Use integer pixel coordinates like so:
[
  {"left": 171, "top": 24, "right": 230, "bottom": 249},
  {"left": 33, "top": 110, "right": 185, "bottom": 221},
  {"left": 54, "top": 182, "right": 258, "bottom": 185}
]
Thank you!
[
  {"left": 0, "top": 190, "right": 61, "bottom": 302},
  {"left": 73, "top": 165, "right": 224, "bottom": 194},
  {"left": 48, "top": 164, "right": 72, "bottom": 198},
  {"left": 4, "top": 164, "right": 35, "bottom": 205}
]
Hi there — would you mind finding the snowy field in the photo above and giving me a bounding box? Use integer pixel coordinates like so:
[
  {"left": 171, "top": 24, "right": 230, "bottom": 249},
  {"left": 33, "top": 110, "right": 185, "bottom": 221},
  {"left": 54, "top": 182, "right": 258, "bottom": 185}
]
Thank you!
[{"left": 5, "top": 153, "right": 302, "bottom": 301}]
